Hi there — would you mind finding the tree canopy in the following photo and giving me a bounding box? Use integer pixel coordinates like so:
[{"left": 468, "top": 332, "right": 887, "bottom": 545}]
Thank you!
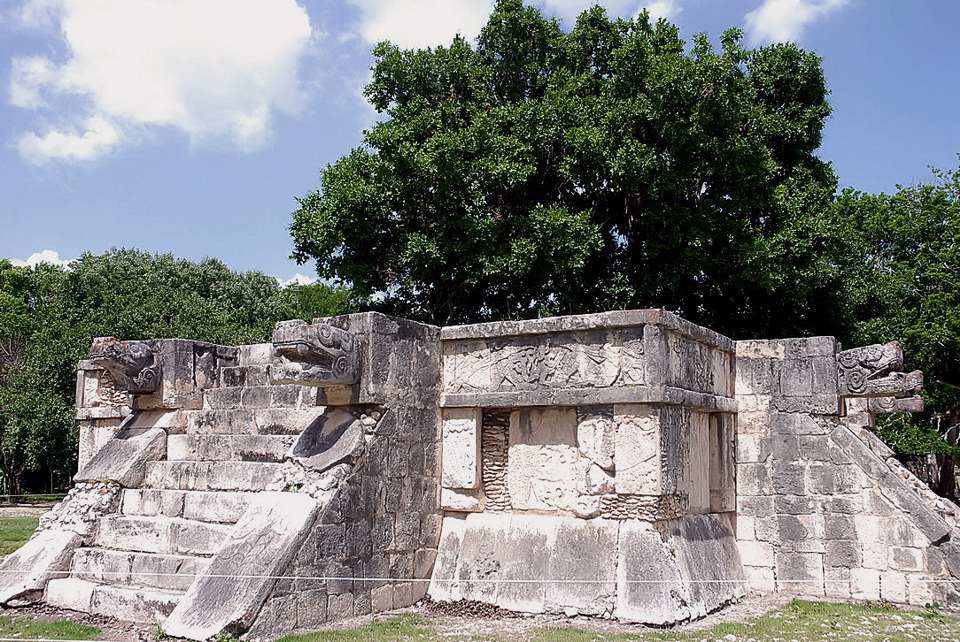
[
  {"left": 291, "top": 0, "right": 842, "bottom": 337},
  {"left": 0, "top": 249, "right": 350, "bottom": 495}
]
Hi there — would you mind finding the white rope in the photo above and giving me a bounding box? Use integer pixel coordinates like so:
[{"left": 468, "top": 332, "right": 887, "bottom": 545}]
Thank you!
[{"left": 0, "top": 568, "right": 958, "bottom": 583}]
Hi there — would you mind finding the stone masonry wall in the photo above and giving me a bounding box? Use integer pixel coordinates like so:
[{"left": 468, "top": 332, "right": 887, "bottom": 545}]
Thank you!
[
  {"left": 735, "top": 338, "right": 960, "bottom": 606},
  {"left": 247, "top": 314, "right": 442, "bottom": 637}
]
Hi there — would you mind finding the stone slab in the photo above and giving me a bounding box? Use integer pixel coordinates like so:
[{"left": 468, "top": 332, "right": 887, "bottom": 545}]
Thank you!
[
  {"left": 288, "top": 408, "right": 363, "bottom": 473},
  {"left": 75, "top": 416, "right": 168, "bottom": 486},
  {"left": 614, "top": 520, "right": 689, "bottom": 625},
  {"left": 162, "top": 492, "right": 320, "bottom": 641},
  {"left": 441, "top": 408, "right": 481, "bottom": 489},
  {"left": 0, "top": 529, "right": 81, "bottom": 604}
]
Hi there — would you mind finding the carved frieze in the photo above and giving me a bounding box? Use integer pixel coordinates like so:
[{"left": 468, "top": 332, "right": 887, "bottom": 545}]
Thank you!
[
  {"left": 271, "top": 320, "right": 360, "bottom": 386},
  {"left": 837, "top": 341, "right": 923, "bottom": 398},
  {"left": 866, "top": 396, "right": 924, "bottom": 414},
  {"left": 89, "top": 337, "right": 161, "bottom": 394},
  {"left": 443, "top": 327, "right": 647, "bottom": 394}
]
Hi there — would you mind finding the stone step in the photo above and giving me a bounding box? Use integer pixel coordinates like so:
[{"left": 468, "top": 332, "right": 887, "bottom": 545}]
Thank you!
[
  {"left": 143, "top": 461, "right": 286, "bottom": 492},
  {"left": 204, "top": 385, "right": 317, "bottom": 410},
  {"left": 93, "top": 515, "right": 232, "bottom": 556},
  {"left": 167, "top": 434, "right": 296, "bottom": 463},
  {"left": 71, "top": 547, "right": 209, "bottom": 592},
  {"left": 46, "top": 577, "right": 182, "bottom": 623},
  {"left": 121, "top": 489, "right": 252, "bottom": 524},
  {"left": 185, "top": 408, "right": 325, "bottom": 436}
]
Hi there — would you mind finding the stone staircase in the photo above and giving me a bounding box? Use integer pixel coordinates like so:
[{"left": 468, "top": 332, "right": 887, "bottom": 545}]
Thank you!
[{"left": 44, "top": 344, "right": 314, "bottom": 623}]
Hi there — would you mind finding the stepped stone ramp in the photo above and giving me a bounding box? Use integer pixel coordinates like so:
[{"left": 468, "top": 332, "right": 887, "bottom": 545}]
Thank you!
[{"left": 2, "top": 313, "right": 442, "bottom": 640}]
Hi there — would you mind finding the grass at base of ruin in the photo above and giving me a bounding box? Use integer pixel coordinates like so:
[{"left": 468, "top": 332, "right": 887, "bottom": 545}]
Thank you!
[
  {"left": 279, "top": 601, "right": 960, "bottom": 642},
  {"left": 0, "top": 613, "right": 100, "bottom": 640},
  {"left": 0, "top": 515, "right": 38, "bottom": 556}
]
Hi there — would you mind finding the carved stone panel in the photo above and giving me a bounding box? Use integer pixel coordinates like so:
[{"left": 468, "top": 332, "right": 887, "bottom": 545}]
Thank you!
[
  {"left": 271, "top": 320, "right": 360, "bottom": 386},
  {"left": 89, "top": 337, "right": 161, "bottom": 394},
  {"left": 837, "top": 342, "right": 923, "bottom": 398},
  {"left": 443, "top": 327, "right": 647, "bottom": 395}
]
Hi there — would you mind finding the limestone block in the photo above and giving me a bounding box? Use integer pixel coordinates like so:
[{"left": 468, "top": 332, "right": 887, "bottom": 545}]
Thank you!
[
  {"left": 613, "top": 404, "right": 661, "bottom": 495},
  {"left": 614, "top": 520, "right": 689, "bottom": 625},
  {"left": 88, "top": 583, "right": 180, "bottom": 623},
  {"left": 543, "top": 517, "right": 618, "bottom": 616},
  {"left": 709, "top": 414, "right": 736, "bottom": 513},
  {"left": 775, "top": 552, "right": 825, "bottom": 596},
  {"left": 163, "top": 492, "right": 320, "bottom": 641},
  {"left": 743, "top": 565, "right": 776, "bottom": 593},
  {"left": 75, "top": 418, "right": 168, "bottom": 486},
  {"left": 739, "top": 541, "right": 774, "bottom": 567},
  {"left": 880, "top": 571, "right": 908, "bottom": 603},
  {"left": 441, "top": 408, "right": 481, "bottom": 489},
  {"left": 686, "top": 411, "right": 710, "bottom": 513},
  {"left": 507, "top": 408, "right": 580, "bottom": 512},
  {"left": 45, "top": 577, "right": 95, "bottom": 612},
  {"left": 576, "top": 406, "right": 615, "bottom": 470},
  {"left": 0, "top": 529, "right": 81, "bottom": 604},
  {"left": 440, "top": 488, "right": 485, "bottom": 512},
  {"left": 663, "top": 515, "right": 746, "bottom": 618},
  {"left": 428, "top": 515, "right": 467, "bottom": 603},
  {"left": 850, "top": 567, "right": 881, "bottom": 601}
]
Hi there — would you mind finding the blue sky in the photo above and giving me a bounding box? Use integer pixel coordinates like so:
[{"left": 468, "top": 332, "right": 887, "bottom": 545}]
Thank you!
[{"left": 1, "top": 0, "right": 957, "bottom": 284}]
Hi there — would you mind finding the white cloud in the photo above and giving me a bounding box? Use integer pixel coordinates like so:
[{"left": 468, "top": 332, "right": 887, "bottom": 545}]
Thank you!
[
  {"left": 348, "top": 0, "right": 494, "bottom": 49},
  {"left": 17, "top": 115, "right": 120, "bottom": 164},
  {"left": 278, "top": 272, "right": 317, "bottom": 287},
  {"left": 539, "top": 0, "right": 642, "bottom": 23},
  {"left": 641, "top": 0, "right": 681, "bottom": 22},
  {"left": 9, "top": 249, "right": 72, "bottom": 269},
  {"left": 745, "top": 0, "right": 848, "bottom": 44},
  {"left": 8, "top": 0, "right": 313, "bottom": 162}
]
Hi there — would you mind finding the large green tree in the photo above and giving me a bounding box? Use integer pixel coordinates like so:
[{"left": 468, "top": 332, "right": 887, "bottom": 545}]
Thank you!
[
  {"left": 0, "top": 249, "right": 350, "bottom": 495},
  {"left": 833, "top": 165, "right": 960, "bottom": 496},
  {"left": 291, "top": 0, "right": 842, "bottom": 337}
]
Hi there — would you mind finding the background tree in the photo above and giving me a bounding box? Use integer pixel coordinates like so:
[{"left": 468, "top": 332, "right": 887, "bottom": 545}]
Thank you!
[
  {"left": 832, "top": 165, "right": 960, "bottom": 497},
  {"left": 291, "top": 0, "right": 843, "bottom": 338},
  {"left": 0, "top": 249, "right": 350, "bottom": 496}
]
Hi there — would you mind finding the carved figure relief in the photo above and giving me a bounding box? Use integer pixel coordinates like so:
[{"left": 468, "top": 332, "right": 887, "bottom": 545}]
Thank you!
[
  {"left": 271, "top": 320, "right": 360, "bottom": 386},
  {"left": 89, "top": 338, "right": 161, "bottom": 394},
  {"left": 837, "top": 341, "right": 923, "bottom": 398}
]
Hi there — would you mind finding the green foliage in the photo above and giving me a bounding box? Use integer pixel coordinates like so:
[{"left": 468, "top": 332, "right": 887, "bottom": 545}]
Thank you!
[
  {"left": 291, "top": 0, "right": 840, "bottom": 335},
  {"left": 0, "top": 249, "right": 350, "bottom": 494},
  {"left": 832, "top": 164, "right": 960, "bottom": 461}
]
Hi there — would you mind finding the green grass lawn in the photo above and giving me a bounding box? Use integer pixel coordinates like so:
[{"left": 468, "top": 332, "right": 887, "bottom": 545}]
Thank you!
[
  {"left": 0, "top": 515, "right": 38, "bottom": 556},
  {"left": 0, "top": 613, "right": 100, "bottom": 640},
  {"left": 277, "top": 601, "right": 960, "bottom": 642}
]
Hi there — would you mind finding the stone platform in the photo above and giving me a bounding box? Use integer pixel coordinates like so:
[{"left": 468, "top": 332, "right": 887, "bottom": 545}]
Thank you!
[{"left": 1, "top": 309, "right": 958, "bottom": 639}]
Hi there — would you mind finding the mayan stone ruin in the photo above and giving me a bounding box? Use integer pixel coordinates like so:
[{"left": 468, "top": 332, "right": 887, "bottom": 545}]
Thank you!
[{"left": 1, "top": 309, "right": 959, "bottom": 639}]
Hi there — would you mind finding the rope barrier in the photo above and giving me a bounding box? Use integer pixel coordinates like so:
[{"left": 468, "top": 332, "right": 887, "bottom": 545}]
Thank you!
[{"left": 0, "top": 568, "right": 957, "bottom": 583}]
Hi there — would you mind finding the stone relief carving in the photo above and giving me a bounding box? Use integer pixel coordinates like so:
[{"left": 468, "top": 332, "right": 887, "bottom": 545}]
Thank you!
[
  {"left": 89, "top": 338, "right": 161, "bottom": 394},
  {"left": 866, "top": 396, "right": 924, "bottom": 414},
  {"left": 443, "top": 328, "right": 646, "bottom": 394},
  {"left": 271, "top": 320, "right": 359, "bottom": 386},
  {"left": 837, "top": 341, "right": 923, "bottom": 398}
]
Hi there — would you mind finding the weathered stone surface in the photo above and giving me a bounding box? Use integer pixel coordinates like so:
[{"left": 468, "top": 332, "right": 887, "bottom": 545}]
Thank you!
[
  {"left": 271, "top": 320, "right": 359, "bottom": 386},
  {"left": 576, "top": 406, "right": 615, "bottom": 470},
  {"left": 163, "top": 492, "right": 320, "bottom": 641},
  {"left": 662, "top": 514, "right": 745, "bottom": 618},
  {"left": 288, "top": 408, "right": 363, "bottom": 473},
  {"left": 440, "top": 488, "right": 485, "bottom": 512},
  {"left": 0, "top": 529, "right": 80, "bottom": 604},
  {"left": 507, "top": 408, "right": 580, "bottom": 512},
  {"left": 75, "top": 414, "right": 169, "bottom": 486},
  {"left": 614, "top": 520, "right": 688, "bottom": 624},
  {"left": 441, "top": 408, "right": 481, "bottom": 489},
  {"left": 613, "top": 404, "right": 661, "bottom": 495},
  {"left": 93, "top": 515, "right": 231, "bottom": 556}
]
